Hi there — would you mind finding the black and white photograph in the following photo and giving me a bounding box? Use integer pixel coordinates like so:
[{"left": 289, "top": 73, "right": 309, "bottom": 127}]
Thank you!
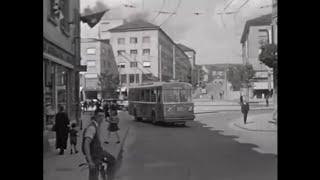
[{"left": 43, "top": 0, "right": 278, "bottom": 179}]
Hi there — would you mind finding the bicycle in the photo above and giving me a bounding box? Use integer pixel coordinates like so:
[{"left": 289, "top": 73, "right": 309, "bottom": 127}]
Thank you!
[{"left": 79, "top": 157, "right": 109, "bottom": 180}]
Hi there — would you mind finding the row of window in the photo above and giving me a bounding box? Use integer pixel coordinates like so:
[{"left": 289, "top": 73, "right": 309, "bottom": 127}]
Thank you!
[
  {"left": 117, "top": 49, "right": 150, "bottom": 56},
  {"left": 120, "top": 73, "right": 153, "bottom": 84},
  {"left": 118, "top": 61, "right": 151, "bottom": 68},
  {"left": 129, "top": 88, "right": 160, "bottom": 102},
  {"left": 118, "top": 36, "right": 151, "bottom": 45}
]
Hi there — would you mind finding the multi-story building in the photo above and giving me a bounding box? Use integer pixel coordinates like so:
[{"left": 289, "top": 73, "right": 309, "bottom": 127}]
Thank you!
[
  {"left": 80, "top": 38, "right": 118, "bottom": 100},
  {"left": 43, "top": 0, "right": 82, "bottom": 151},
  {"left": 240, "top": 14, "right": 273, "bottom": 99},
  {"left": 108, "top": 20, "right": 191, "bottom": 90},
  {"left": 177, "top": 44, "right": 198, "bottom": 87}
]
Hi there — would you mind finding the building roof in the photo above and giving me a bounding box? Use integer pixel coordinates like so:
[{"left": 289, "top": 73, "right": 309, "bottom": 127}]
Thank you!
[
  {"left": 108, "top": 20, "right": 160, "bottom": 32},
  {"left": 240, "top": 14, "right": 272, "bottom": 43},
  {"left": 177, "top": 44, "right": 196, "bottom": 53}
]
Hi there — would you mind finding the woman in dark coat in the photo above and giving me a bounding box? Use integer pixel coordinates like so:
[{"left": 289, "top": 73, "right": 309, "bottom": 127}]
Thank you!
[{"left": 55, "top": 106, "right": 70, "bottom": 155}]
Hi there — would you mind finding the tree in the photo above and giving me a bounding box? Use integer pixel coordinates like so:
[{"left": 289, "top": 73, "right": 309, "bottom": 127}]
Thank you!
[
  {"left": 259, "top": 43, "right": 278, "bottom": 121},
  {"left": 259, "top": 44, "right": 277, "bottom": 69},
  {"left": 227, "top": 64, "right": 255, "bottom": 91},
  {"left": 98, "top": 71, "right": 119, "bottom": 99}
]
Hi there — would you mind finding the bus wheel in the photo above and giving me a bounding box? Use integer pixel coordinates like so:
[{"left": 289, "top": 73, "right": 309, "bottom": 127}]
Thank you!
[{"left": 133, "top": 109, "right": 140, "bottom": 121}]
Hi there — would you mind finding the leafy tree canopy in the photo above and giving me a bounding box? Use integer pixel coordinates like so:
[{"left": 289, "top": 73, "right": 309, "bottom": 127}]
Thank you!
[{"left": 259, "top": 43, "right": 277, "bottom": 68}]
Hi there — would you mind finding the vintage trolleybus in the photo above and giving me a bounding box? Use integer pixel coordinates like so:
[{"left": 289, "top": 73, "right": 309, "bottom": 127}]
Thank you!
[{"left": 128, "top": 82, "right": 195, "bottom": 125}]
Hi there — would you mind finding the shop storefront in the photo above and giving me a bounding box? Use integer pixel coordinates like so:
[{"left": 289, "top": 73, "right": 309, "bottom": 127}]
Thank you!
[{"left": 43, "top": 38, "right": 78, "bottom": 129}]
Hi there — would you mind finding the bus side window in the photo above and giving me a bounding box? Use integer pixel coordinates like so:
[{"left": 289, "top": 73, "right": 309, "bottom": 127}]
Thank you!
[
  {"left": 157, "top": 88, "right": 161, "bottom": 103},
  {"left": 141, "top": 89, "right": 144, "bottom": 102},
  {"left": 145, "top": 89, "right": 150, "bottom": 102},
  {"left": 151, "top": 88, "right": 156, "bottom": 102}
]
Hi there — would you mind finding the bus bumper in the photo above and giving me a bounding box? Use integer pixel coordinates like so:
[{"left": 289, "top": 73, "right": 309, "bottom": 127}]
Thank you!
[{"left": 163, "top": 115, "right": 195, "bottom": 122}]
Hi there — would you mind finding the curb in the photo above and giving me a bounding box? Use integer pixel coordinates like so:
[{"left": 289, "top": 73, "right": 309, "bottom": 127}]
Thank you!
[
  {"left": 231, "top": 121, "right": 277, "bottom": 133},
  {"left": 194, "top": 108, "right": 274, "bottom": 114},
  {"left": 116, "top": 126, "right": 130, "bottom": 160}
]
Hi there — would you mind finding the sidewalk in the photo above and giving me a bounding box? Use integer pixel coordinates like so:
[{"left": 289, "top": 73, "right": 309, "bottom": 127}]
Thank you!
[
  {"left": 43, "top": 111, "right": 131, "bottom": 180},
  {"left": 194, "top": 103, "right": 274, "bottom": 114},
  {"left": 231, "top": 113, "right": 277, "bottom": 132}
]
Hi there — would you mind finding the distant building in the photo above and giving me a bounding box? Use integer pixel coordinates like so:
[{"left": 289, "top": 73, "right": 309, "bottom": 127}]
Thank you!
[
  {"left": 240, "top": 14, "right": 273, "bottom": 99},
  {"left": 108, "top": 20, "right": 191, "bottom": 91},
  {"left": 177, "top": 44, "right": 198, "bottom": 86},
  {"left": 80, "top": 38, "right": 118, "bottom": 100}
]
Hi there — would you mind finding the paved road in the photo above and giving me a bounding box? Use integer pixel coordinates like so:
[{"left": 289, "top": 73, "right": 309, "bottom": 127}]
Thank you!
[{"left": 114, "top": 110, "right": 277, "bottom": 180}]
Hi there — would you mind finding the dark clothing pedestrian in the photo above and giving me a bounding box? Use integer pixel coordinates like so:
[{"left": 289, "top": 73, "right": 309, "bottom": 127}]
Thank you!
[
  {"left": 69, "top": 129, "right": 78, "bottom": 145},
  {"left": 83, "top": 101, "right": 88, "bottom": 111},
  {"left": 211, "top": 95, "right": 214, "bottom": 102},
  {"left": 69, "top": 126, "right": 78, "bottom": 154},
  {"left": 55, "top": 110, "right": 70, "bottom": 154},
  {"left": 241, "top": 102, "right": 250, "bottom": 124},
  {"left": 265, "top": 94, "right": 269, "bottom": 107},
  {"left": 240, "top": 95, "right": 243, "bottom": 105},
  {"left": 103, "top": 103, "right": 109, "bottom": 118}
]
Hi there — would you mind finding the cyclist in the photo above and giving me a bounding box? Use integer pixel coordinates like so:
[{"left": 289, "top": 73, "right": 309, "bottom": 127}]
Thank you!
[{"left": 82, "top": 109, "right": 116, "bottom": 180}]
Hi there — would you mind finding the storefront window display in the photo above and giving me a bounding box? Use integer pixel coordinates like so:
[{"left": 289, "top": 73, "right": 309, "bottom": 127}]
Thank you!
[
  {"left": 43, "top": 61, "right": 69, "bottom": 126},
  {"left": 44, "top": 60, "right": 56, "bottom": 126},
  {"left": 56, "top": 65, "right": 68, "bottom": 112}
]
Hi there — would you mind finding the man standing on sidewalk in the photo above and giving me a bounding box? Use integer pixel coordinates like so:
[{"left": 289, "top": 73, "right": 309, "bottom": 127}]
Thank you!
[
  {"left": 82, "top": 109, "right": 116, "bottom": 180},
  {"left": 241, "top": 98, "right": 250, "bottom": 124}
]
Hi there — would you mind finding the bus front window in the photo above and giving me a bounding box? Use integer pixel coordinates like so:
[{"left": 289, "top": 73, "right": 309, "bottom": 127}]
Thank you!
[{"left": 180, "top": 89, "right": 191, "bottom": 102}]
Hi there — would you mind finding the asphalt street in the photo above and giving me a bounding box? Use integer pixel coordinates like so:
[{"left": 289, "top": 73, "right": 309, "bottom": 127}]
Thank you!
[{"left": 114, "top": 110, "right": 277, "bottom": 180}]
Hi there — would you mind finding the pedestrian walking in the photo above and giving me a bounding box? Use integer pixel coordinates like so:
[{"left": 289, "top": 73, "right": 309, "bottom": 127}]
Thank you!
[
  {"left": 265, "top": 93, "right": 269, "bottom": 107},
  {"left": 104, "top": 110, "right": 120, "bottom": 144},
  {"left": 54, "top": 106, "right": 70, "bottom": 155},
  {"left": 241, "top": 98, "right": 250, "bottom": 124},
  {"left": 82, "top": 109, "right": 116, "bottom": 180},
  {"left": 83, "top": 101, "right": 88, "bottom": 112},
  {"left": 211, "top": 95, "right": 214, "bottom": 102},
  {"left": 69, "top": 123, "right": 79, "bottom": 154},
  {"left": 103, "top": 101, "right": 110, "bottom": 119},
  {"left": 110, "top": 100, "right": 118, "bottom": 115},
  {"left": 240, "top": 95, "right": 243, "bottom": 105}
]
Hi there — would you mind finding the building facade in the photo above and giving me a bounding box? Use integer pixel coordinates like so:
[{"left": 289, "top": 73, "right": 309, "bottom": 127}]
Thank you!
[
  {"left": 43, "top": 0, "right": 81, "bottom": 128},
  {"left": 80, "top": 38, "right": 118, "bottom": 100},
  {"left": 177, "top": 44, "right": 198, "bottom": 87},
  {"left": 108, "top": 20, "right": 191, "bottom": 92},
  {"left": 240, "top": 14, "right": 273, "bottom": 99}
]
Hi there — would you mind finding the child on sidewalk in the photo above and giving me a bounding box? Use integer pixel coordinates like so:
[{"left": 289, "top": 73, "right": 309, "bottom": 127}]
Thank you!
[
  {"left": 69, "top": 123, "right": 79, "bottom": 154},
  {"left": 104, "top": 110, "right": 120, "bottom": 144}
]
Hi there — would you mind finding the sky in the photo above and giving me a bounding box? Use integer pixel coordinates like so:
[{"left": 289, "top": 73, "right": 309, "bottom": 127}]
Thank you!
[{"left": 80, "top": 0, "right": 272, "bottom": 65}]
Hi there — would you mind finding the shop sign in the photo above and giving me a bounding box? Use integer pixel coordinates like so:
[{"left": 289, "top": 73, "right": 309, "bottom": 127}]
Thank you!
[{"left": 43, "top": 39, "right": 74, "bottom": 65}]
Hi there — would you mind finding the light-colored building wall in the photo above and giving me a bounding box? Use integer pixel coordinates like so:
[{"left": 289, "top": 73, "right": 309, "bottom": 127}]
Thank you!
[
  {"left": 110, "top": 30, "right": 159, "bottom": 85},
  {"left": 175, "top": 47, "right": 191, "bottom": 83},
  {"left": 158, "top": 30, "right": 174, "bottom": 81},
  {"left": 80, "top": 39, "right": 118, "bottom": 98},
  {"left": 247, "top": 26, "right": 272, "bottom": 70},
  {"left": 110, "top": 26, "right": 191, "bottom": 88}
]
